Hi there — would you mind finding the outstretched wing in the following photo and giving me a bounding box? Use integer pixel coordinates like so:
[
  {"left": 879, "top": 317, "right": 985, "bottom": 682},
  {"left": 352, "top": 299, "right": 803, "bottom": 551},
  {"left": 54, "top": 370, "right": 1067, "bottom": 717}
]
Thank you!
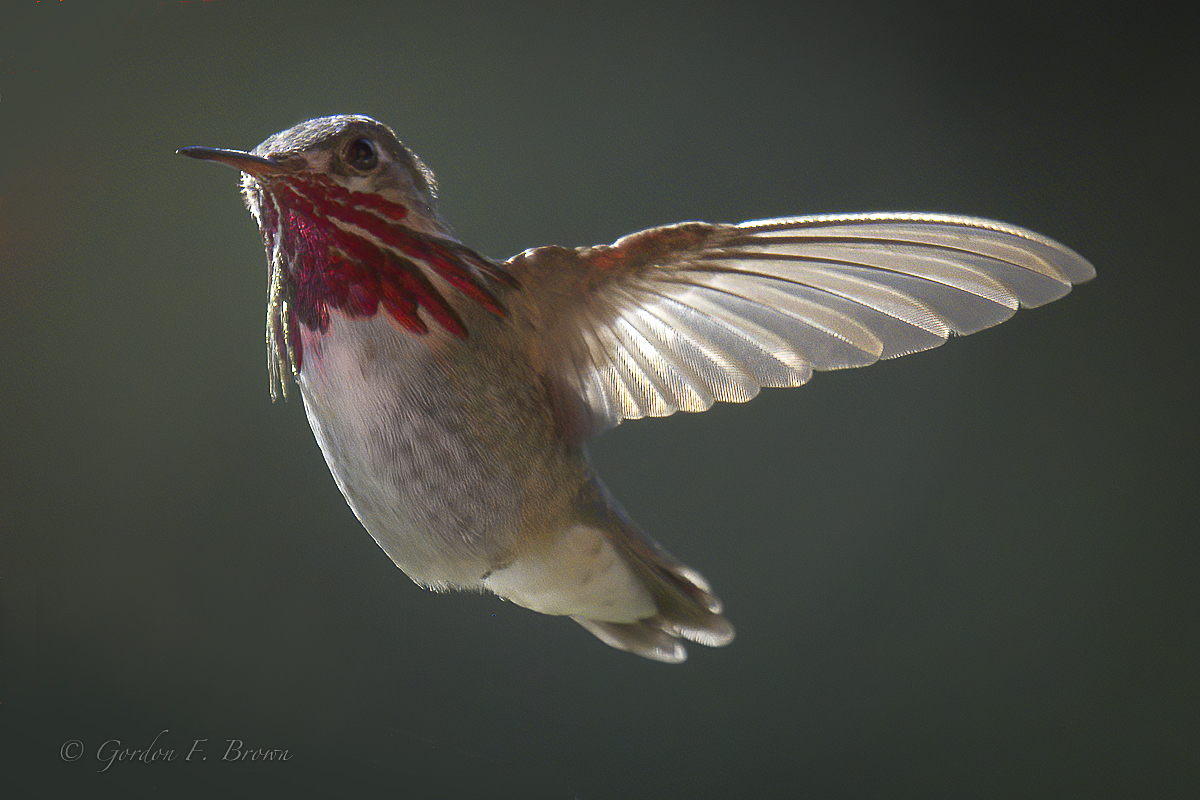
[{"left": 504, "top": 212, "right": 1094, "bottom": 437}]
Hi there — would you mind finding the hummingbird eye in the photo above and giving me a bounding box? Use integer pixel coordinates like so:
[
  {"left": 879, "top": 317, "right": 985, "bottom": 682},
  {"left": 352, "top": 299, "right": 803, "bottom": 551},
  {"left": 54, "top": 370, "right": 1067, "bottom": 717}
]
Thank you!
[{"left": 344, "top": 137, "right": 378, "bottom": 171}]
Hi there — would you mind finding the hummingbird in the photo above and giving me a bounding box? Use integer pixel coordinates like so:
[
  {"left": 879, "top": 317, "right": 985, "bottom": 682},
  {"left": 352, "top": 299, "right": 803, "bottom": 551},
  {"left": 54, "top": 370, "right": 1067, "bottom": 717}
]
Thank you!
[{"left": 178, "top": 114, "right": 1094, "bottom": 662}]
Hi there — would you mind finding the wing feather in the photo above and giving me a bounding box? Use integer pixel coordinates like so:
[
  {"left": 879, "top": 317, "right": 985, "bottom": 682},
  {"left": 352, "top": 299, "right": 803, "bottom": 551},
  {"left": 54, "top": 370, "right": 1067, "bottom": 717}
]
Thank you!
[{"left": 505, "top": 212, "right": 1094, "bottom": 436}]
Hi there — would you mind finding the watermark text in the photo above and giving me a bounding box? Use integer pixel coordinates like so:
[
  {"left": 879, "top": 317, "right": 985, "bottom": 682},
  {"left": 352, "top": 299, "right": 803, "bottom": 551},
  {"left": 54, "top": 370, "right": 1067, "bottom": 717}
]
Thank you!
[{"left": 58, "top": 730, "right": 292, "bottom": 772}]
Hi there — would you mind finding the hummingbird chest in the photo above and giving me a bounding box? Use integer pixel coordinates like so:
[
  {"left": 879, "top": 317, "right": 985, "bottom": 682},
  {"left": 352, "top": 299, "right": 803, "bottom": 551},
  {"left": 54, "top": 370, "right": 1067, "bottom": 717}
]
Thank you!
[{"left": 293, "top": 310, "right": 580, "bottom": 590}]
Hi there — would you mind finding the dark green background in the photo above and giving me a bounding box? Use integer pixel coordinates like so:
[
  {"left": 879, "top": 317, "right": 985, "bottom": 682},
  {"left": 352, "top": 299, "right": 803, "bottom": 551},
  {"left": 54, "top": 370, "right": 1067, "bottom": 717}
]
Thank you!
[{"left": 1, "top": 2, "right": 1195, "bottom": 797}]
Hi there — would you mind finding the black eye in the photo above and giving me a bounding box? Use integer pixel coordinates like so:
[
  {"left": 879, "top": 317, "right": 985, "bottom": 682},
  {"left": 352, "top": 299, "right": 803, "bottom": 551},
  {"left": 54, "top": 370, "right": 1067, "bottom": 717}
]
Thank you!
[{"left": 345, "top": 137, "right": 378, "bottom": 171}]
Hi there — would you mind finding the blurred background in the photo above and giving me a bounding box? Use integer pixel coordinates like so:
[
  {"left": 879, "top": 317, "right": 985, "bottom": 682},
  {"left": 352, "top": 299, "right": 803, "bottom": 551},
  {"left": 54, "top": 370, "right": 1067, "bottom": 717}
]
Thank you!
[{"left": 1, "top": 1, "right": 1195, "bottom": 797}]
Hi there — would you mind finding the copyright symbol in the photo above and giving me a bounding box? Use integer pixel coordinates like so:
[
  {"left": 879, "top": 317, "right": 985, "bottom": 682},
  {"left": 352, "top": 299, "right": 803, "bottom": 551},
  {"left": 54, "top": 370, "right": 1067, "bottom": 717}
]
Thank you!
[{"left": 60, "top": 740, "right": 84, "bottom": 762}]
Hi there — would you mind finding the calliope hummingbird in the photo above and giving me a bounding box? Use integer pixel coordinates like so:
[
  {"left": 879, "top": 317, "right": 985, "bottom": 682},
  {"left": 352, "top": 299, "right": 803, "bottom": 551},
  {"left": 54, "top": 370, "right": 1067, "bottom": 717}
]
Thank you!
[{"left": 179, "top": 115, "right": 1093, "bottom": 662}]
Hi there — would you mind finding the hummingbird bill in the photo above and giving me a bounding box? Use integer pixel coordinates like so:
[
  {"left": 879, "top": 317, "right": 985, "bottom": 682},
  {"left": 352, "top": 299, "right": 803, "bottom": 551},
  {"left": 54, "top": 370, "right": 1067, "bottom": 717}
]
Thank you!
[{"left": 179, "top": 115, "right": 1093, "bottom": 662}]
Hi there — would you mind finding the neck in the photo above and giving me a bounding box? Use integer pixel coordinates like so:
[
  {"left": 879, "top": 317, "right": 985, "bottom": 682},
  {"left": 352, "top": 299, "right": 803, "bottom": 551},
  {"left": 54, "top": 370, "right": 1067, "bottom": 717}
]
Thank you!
[{"left": 251, "top": 172, "right": 518, "bottom": 398}]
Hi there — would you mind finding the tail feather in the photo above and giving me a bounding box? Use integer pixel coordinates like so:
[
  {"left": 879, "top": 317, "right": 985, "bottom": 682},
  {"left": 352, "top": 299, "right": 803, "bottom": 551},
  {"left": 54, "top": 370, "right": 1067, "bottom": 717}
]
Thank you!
[
  {"left": 573, "top": 514, "right": 735, "bottom": 663},
  {"left": 486, "top": 470, "right": 735, "bottom": 662}
]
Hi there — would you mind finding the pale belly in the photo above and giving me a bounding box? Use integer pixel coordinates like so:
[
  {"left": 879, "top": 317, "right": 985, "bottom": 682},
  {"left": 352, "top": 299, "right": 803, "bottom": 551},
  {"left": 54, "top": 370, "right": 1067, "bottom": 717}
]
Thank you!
[{"left": 294, "top": 311, "right": 580, "bottom": 590}]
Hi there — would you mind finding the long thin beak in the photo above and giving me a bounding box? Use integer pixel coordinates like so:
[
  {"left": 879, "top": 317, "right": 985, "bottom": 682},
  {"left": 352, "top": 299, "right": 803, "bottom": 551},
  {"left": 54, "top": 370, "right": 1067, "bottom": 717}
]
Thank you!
[{"left": 176, "top": 146, "right": 286, "bottom": 176}]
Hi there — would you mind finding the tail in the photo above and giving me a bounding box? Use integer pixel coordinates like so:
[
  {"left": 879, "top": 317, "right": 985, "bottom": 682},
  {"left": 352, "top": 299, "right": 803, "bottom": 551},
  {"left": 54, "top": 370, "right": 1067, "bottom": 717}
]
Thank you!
[
  {"left": 571, "top": 518, "right": 735, "bottom": 662},
  {"left": 568, "top": 477, "right": 734, "bottom": 663},
  {"left": 481, "top": 475, "right": 734, "bottom": 662}
]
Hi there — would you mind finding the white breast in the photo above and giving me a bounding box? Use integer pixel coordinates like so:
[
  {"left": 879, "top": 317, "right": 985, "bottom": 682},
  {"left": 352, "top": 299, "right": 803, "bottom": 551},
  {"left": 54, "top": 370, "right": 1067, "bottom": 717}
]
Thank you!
[{"left": 295, "top": 311, "right": 529, "bottom": 589}]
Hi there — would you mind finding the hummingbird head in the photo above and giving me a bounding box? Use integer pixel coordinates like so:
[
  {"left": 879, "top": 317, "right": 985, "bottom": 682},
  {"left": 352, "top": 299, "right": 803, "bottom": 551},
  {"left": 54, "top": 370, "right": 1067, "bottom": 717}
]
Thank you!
[
  {"left": 179, "top": 115, "right": 515, "bottom": 398},
  {"left": 242, "top": 115, "right": 449, "bottom": 238}
]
